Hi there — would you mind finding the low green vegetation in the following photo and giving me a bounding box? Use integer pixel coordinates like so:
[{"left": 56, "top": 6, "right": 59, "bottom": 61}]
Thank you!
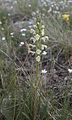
[{"left": 0, "top": 0, "right": 72, "bottom": 120}]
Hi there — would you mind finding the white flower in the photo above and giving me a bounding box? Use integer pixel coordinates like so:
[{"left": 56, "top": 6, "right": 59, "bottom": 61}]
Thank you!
[
  {"left": 41, "top": 29, "right": 44, "bottom": 36},
  {"left": 29, "top": 44, "right": 35, "bottom": 48},
  {"left": 10, "top": 32, "right": 14, "bottom": 37},
  {"left": 41, "top": 37, "right": 46, "bottom": 42},
  {"left": 32, "top": 12, "right": 36, "bottom": 16},
  {"left": 33, "top": 25, "right": 37, "bottom": 28},
  {"left": 20, "top": 28, "right": 27, "bottom": 32},
  {"left": 36, "top": 56, "right": 40, "bottom": 62},
  {"left": 28, "top": 25, "right": 32, "bottom": 28},
  {"left": 30, "top": 29, "right": 36, "bottom": 34},
  {"left": 43, "top": 2, "right": 46, "bottom": 5},
  {"left": 42, "top": 51, "right": 47, "bottom": 55},
  {"left": 28, "top": 51, "right": 35, "bottom": 55},
  {"left": 13, "top": 1, "right": 17, "bottom": 4},
  {"left": 42, "top": 25, "right": 45, "bottom": 29},
  {"left": 68, "top": 69, "right": 72, "bottom": 73},
  {"left": 45, "top": 36, "right": 49, "bottom": 40},
  {"left": 36, "top": 10, "right": 39, "bottom": 14},
  {"left": 42, "top": 44, "right": 47, "bottom": 50},
  {"left": 10, "top": 32, "right": 14, "bottom": 36},
  {"left": 22, "top": 33, "right": 26, "bottom": 36},
  {"left": 41, "top": 69, "right": 47, "bottom": 74},
  {"left": 19, "top": 42, "right": 24, "bottom": 47},
  {"left": 36, "top": 49, "right": 41, "bottom": 55},
  {"left": 30, "top": 37, "right": 36, "bottom": 43},
  {"left": 8, "top": 13, "right": 11, "bottom": 16},
  {"left": 2, "top": 37, "right": 5, "bottom": 41},
  {"left": 48, "top": 7, "right": 52, "bottom": 13},
  {"left": 37, "top": 22, "right": 40, "bottom": 25},
  {"left": 28, "top": 4, "right": 31, "bottom": 7},
  {"left": 42, "top": 14, "right": 45, "bottom": 17},
  {"left": 10, "top": 6, "right": 13, "bottom": 9},
  {"left": 56, "top": 6, "right": 59, "bottom": 10},
  {"left": 0, "top": 21, "right": 2, "bottom": 25},
  {"left": 51, "top": 4, "right": 54, "bottom": 7},
  {"left": 53, "top": 11, "right": 59, "bottom": 14},
  {"left": 35, "top": 34, "right": 40, "bottom": 41},
  {"left": 41, "top": 36, "right": 49, "bottom": 42},
  {"left": 1, "top": 28, "right": 4, "bottom": 31}
]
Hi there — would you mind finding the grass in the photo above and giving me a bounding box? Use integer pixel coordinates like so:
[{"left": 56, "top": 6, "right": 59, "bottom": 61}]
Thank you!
[{"left": 0, "top": 0, "right": 72, "bottom": 120}]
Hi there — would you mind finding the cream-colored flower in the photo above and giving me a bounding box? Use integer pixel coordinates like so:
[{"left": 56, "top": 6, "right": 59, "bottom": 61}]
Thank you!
[
  {"left": 35, "top": 34, "right": 40, "bottom": 41},
  {"left": 30, "top": 29, "right": 36, "bottom": 34},
  {"left": 29, "top": 44, "right": 35, "bottom": 48},
  {"left": 28, "top": 50, "right": 35, "bottom": 55},
  {"left": 45, "top": 36, "right": 49, "bottom": 40},
  {"left": 36, "top": 56, "right": 40, "bottom": 62},
  {"left": 36, "top": 49, "right": 41, "bottom": 55},
  {"left": 41, "top": 36, "right": 49, "bottom": 42},
  {"left": 0, "top": 21, "right": 2, "bottom": 25},
  {"left": 42, "top": 25, "right": 45, "bottom": 29},
  {"left": 41, "top": 29, "right": 44, "bottom": 36},
  {"left": 37, "top": 22, "right": 40, "bottom": 25},
  {"left": 33, "top": 25, "right": 37, "bottom": 28},
  {"left": 30, "top": 37, "right": 36, "bottom": 43},
  {"left": 41, "top": 37, "right": 46, "bottom": 42},
  {"left": 28, "top": 4, "right": 31, "bottom": 7},
  {"left": 42, "top": 44, "right": 47, "bottom": 50},
  {"left": 36, "top": 10, "right": 39, "bottom": 14},
  {"left": 42, "top": 51, "right": 47, "bottom": 55}
]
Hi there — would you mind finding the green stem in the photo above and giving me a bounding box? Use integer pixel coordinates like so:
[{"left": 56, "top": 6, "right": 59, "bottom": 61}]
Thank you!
[{"left": 36, "top": 61, "right": 39, "bottom": 81}]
